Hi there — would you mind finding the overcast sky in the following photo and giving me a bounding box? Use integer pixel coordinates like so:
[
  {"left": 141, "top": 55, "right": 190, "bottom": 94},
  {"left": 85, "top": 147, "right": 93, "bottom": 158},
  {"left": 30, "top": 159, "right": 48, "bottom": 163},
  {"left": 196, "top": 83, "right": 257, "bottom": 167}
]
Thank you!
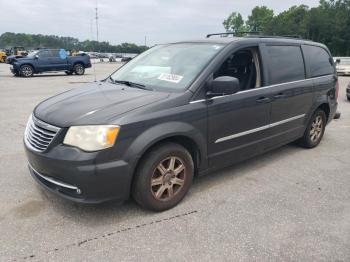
[{"left": 0, "top": 0, "right": 319, "bottom": 46}]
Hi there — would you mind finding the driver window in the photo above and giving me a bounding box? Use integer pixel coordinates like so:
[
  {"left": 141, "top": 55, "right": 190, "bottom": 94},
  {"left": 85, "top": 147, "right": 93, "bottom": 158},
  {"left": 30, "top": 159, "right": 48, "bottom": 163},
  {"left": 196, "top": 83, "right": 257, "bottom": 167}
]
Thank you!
[{"left": 214, "top": 47, "right": 261, "bottom": 91}]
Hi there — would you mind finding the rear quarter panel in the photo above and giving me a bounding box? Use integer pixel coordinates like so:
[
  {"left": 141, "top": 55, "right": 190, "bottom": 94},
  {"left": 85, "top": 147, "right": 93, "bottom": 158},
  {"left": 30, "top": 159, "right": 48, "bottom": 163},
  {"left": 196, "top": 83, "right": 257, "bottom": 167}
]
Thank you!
[{"left": 68, "top": 55, "right": 91, "bottom": 68}]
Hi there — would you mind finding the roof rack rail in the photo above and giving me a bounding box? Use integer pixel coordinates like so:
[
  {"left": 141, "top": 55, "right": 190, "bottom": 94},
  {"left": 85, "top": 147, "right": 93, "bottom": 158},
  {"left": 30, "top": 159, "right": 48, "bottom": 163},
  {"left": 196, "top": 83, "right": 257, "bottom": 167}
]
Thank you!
[
  {"left": 245, "top": 35, "right": 302, "bottom": 39},
  {"left": 206, "top": 32, "right": 261, "bottom": 38},
  {"left": 206, "top": 32, "right": 304, "bottom": 40}
]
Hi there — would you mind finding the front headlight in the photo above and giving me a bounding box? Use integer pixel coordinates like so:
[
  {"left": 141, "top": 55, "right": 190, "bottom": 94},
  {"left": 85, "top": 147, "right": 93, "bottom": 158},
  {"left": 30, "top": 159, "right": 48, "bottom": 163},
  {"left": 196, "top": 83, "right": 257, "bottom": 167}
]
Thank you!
[{"left": 63, "top": 125, "right": 120, "bottom": 151}]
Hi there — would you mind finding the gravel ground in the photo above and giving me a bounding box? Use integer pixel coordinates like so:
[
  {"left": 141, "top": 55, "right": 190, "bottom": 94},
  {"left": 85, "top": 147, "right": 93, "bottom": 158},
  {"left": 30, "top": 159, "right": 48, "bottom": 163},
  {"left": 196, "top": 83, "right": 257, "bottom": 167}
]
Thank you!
[{"left": 0, "top": 62, "right": 349, "bottom": 262}]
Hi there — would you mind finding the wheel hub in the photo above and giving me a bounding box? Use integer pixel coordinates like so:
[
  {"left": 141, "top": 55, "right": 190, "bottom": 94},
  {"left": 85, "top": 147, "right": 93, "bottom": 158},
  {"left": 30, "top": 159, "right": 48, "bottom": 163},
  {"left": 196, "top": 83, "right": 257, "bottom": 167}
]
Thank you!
[{"left": 163, "top": 173, "right": 171, "bottom": 184}]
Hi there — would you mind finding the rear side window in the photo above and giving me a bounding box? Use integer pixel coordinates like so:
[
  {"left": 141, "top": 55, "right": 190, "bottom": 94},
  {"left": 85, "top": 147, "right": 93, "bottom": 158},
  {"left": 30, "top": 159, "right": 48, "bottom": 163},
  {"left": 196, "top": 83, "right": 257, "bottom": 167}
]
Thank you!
[
  {"left": 266, "top": 45, "right": 305, "bottom": 85},
  {"left": 303, "top": 45, "right": 334, "bottom": 77}
]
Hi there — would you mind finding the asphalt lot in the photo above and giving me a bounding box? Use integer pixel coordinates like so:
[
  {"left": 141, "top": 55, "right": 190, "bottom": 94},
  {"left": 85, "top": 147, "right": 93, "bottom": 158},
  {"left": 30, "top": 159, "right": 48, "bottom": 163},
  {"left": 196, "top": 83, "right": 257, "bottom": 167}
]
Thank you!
[{"left": 0, "top": 62, "right": 349, "bottom": 262}]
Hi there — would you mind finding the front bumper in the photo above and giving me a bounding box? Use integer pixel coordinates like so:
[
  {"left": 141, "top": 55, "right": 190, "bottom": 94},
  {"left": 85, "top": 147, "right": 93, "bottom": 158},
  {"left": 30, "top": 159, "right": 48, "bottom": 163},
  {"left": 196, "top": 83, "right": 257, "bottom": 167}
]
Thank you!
[
  {"left": 10, "top": 66, "right": 18, "bottom": 74},
  {"left": 25, "top": 144, "right": 133, "bottom": 204},
  {"left": 328, "top": 101, "right": 338, "bottom": 124}
]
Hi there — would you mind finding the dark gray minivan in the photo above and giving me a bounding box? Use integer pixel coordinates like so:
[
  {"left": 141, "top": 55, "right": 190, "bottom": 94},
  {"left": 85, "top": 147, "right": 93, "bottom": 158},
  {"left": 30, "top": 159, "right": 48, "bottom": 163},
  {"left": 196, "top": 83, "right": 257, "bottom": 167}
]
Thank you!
[{"left": 24, "top": 35, "right": 339, "bottom": 211}]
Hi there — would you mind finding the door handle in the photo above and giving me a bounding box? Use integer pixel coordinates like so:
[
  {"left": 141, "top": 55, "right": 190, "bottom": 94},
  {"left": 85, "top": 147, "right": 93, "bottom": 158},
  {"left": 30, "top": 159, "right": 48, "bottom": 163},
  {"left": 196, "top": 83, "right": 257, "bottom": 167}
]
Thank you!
[
  {"left": 273, "top": 93, "right": 286, "bottom": 99},
  {"left": 256, "top": 97, "right": 271, "bottom": 103}
]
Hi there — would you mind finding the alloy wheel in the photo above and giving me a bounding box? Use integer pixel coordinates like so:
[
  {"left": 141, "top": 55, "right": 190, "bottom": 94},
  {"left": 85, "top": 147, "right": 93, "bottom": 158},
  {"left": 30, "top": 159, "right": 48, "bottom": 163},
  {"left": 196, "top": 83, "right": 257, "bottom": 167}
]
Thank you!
[
  {"left": 150, "top": 156, "right": 186, "bottom": 201},
  {"left": 21, "top": 66, "right": 33, "bottom": 77},
  {"left": 310, "top": 115, "right": 323, "bottom": 143},
  {"left": 75, "top": 65, "right": 84, "bottom": 75}
]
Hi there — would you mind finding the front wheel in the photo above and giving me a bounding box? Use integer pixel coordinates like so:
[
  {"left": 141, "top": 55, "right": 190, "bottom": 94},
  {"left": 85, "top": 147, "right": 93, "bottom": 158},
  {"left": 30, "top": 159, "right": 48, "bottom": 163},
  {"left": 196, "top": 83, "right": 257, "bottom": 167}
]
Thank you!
[
  {"left": 20, "top": 65, "right": 34, "bottom": 77},
  {"left": 299, "top": 109, "right": 326, "bottom": 148},
  {"left": 132, "top": 143, "right": 194, "bottom": 211},
  {"left": 73, "top": 64, "right": 85, "bottom": 75}
]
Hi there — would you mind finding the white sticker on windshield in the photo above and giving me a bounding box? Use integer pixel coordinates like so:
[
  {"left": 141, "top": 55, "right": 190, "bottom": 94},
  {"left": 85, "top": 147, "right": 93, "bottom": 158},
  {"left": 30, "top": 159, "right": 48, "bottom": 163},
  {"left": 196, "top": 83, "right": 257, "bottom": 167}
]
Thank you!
[{"left": 158, "top": 73, "right": 183, "bottom": 83}]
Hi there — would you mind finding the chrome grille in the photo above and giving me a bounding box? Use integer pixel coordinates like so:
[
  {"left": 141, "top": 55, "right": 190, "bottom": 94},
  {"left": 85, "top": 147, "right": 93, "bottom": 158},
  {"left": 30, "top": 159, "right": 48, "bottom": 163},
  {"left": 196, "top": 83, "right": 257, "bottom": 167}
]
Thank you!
[{"left": 25, "top": 115, "right": 60, "bottom": 152}]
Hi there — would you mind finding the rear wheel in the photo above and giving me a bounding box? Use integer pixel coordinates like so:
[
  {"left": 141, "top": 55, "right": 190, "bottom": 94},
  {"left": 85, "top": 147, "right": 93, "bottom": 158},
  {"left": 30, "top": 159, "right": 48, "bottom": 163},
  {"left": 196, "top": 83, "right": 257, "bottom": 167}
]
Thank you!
[
  {"left": 132, "top": 143, "right": 194, "bottom": 211},
  {"left": 73, "top": 64, "right": 85, "bottom": 75},
  {"left": 299, "top": 109, "right": 326, "bottom": 148},
  {"left": 20, "top": 65, "right": 34, "bottom": 77}
]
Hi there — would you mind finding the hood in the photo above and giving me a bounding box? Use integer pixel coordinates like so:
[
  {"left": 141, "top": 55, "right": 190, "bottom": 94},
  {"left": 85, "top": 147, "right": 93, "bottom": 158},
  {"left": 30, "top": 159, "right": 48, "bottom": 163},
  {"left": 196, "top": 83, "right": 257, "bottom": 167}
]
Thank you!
[
  {"left": 34, "top": 82, "right": 169, "bottom": 127},
  {"left": 10, "top": 56, "right": 29, "bottom": 64},
  {"left": 13, "top": 56, "right": 31, "bottom": 61}
]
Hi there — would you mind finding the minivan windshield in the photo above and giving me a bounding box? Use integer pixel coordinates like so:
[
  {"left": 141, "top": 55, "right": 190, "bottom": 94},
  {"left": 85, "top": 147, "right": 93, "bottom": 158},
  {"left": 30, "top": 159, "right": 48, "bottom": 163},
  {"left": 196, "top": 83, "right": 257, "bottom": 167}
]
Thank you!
[{"left": 110, "top": 43, "right": 224, "bottom": 91}]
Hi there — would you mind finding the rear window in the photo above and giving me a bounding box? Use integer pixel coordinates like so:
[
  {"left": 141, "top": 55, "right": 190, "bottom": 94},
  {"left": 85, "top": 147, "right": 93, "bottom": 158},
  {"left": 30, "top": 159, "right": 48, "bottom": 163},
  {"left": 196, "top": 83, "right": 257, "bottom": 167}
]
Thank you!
[
  {"left": 303, "top": 45, "right": 334, "bottom": 77},
  {"left": 266, "top": 45, "right": 305, "bottom": 85}
]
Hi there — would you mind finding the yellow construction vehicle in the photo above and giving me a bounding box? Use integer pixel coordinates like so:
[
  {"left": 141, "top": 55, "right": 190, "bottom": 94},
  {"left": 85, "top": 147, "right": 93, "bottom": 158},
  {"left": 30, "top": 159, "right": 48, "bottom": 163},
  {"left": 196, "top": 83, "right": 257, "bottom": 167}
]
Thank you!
[{"left": 0, "top": 50, "right": 6, "bottom": 63}]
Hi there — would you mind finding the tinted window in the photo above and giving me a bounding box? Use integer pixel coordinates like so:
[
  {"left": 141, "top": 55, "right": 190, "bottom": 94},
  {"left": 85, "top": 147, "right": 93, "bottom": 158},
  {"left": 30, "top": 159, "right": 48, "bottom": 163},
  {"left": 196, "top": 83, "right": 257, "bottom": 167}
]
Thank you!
[
  {"left": 303, "top": 45, "right": 334, "bottom": 77},
  {"left": 49, "top": 50, "right": 60, "bottom": 57},
  {"left": 266, "top": 45, "right": 305, "bottom": 85},
  {"left": 39, "top": 50, "right": 51, "bottom": 58}
]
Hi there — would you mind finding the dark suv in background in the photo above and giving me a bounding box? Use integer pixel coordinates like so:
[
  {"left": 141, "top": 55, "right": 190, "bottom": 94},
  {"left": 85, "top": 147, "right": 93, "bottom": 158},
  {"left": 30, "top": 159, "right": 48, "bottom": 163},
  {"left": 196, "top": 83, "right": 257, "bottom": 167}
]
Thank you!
[
  {"left": 24, "top": 34, "right": 338, "bottom": 211},
  {"left": 11, "top": 48, "right": 91, "bottom": 77}
]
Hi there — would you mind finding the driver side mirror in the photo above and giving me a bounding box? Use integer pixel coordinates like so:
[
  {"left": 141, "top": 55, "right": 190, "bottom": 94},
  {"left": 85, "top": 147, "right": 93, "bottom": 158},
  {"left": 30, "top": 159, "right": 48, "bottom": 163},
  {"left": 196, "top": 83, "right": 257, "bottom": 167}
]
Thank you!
[{"left": 207, "top": 76, "right": 240, "bottom": 98}]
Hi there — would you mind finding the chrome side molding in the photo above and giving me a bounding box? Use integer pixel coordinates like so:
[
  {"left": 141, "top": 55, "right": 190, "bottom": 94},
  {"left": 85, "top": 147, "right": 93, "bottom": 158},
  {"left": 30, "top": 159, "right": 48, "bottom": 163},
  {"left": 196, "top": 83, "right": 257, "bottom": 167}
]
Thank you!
[{"left": 215, "top": 114, "right": 306, "bottom": 143}]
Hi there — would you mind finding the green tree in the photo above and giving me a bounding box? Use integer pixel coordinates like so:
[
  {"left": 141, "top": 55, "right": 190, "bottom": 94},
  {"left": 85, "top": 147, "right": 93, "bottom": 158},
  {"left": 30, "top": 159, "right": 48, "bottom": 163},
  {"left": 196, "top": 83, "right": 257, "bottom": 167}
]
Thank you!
[
  {"left": 247, "top": 6, "right": 274, "bottom": 32},
  {"left": 222, "top": 0, "right": 350, "bottom": 55},
  {"left": 264, "top": 5, "right": 310, "bottom": 36},
  {"left": 223, "top": 12, "right": 246, "bottom": 33},
  {"left": 0, "top": 32, "right": 148, "bottom": 54}
]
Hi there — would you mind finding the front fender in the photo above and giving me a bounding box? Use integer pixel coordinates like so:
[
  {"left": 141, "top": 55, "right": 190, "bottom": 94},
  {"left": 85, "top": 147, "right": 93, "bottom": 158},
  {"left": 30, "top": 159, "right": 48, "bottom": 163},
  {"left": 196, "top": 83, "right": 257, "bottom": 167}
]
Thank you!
[
  {"left": 124, "top": 121, "right": 207, "bottom": 171},
  {"left": 14, "top": 62, "right": 35, "bottom": 71}
]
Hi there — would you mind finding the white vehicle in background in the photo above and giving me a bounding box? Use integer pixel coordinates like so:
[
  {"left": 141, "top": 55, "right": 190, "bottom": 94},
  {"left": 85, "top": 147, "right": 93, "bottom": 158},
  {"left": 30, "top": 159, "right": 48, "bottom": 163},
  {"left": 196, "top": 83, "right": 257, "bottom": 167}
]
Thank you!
[
  {"left": 108, "top": 53, "right": 122, "bottom": 62},
  {"left": 335, "top": 57, "right": 350, "bottom": 76}
]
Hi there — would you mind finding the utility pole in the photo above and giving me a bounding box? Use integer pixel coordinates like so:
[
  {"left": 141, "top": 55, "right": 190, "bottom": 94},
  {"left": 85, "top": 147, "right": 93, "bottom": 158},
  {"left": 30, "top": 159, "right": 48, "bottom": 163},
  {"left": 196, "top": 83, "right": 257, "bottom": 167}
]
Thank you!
[
  {"left": 90, "top": 18, "right": 93, "bottom": 40},
  {"left": 144, "top": 36, "right": 147, "bottom": 47},
  {"left": 95, "top": 0, "right": 99, "bottom": 43}
]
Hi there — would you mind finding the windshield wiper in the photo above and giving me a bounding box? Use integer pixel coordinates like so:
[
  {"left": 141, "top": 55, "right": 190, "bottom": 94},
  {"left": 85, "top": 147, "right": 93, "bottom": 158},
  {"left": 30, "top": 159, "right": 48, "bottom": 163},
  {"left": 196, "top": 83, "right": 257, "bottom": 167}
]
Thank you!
[{"left": 110, "top": 77, "right": 151, "bottom": 90}]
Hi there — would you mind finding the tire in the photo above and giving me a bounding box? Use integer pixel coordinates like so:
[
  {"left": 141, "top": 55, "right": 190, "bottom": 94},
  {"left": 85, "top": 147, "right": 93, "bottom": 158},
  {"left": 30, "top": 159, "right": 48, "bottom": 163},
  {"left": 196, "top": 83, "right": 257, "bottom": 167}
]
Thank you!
[
  {"left": 132, "top": 143, "right": 194, "bottom": 211},
  {"left": 65, "top": 71, "right": 73, "bottom": 75},
  {"left": 299, "top": 109, "right": 327, "bottom": 148},
  {"left": 347, "top": 96, "right": 350, "bottom": 101},
  {"left": 73, "top": 63, "right": 85, "bottom": 75},
  {"left": 20, "top": 65, "right": 34, "bottom": 77}
]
